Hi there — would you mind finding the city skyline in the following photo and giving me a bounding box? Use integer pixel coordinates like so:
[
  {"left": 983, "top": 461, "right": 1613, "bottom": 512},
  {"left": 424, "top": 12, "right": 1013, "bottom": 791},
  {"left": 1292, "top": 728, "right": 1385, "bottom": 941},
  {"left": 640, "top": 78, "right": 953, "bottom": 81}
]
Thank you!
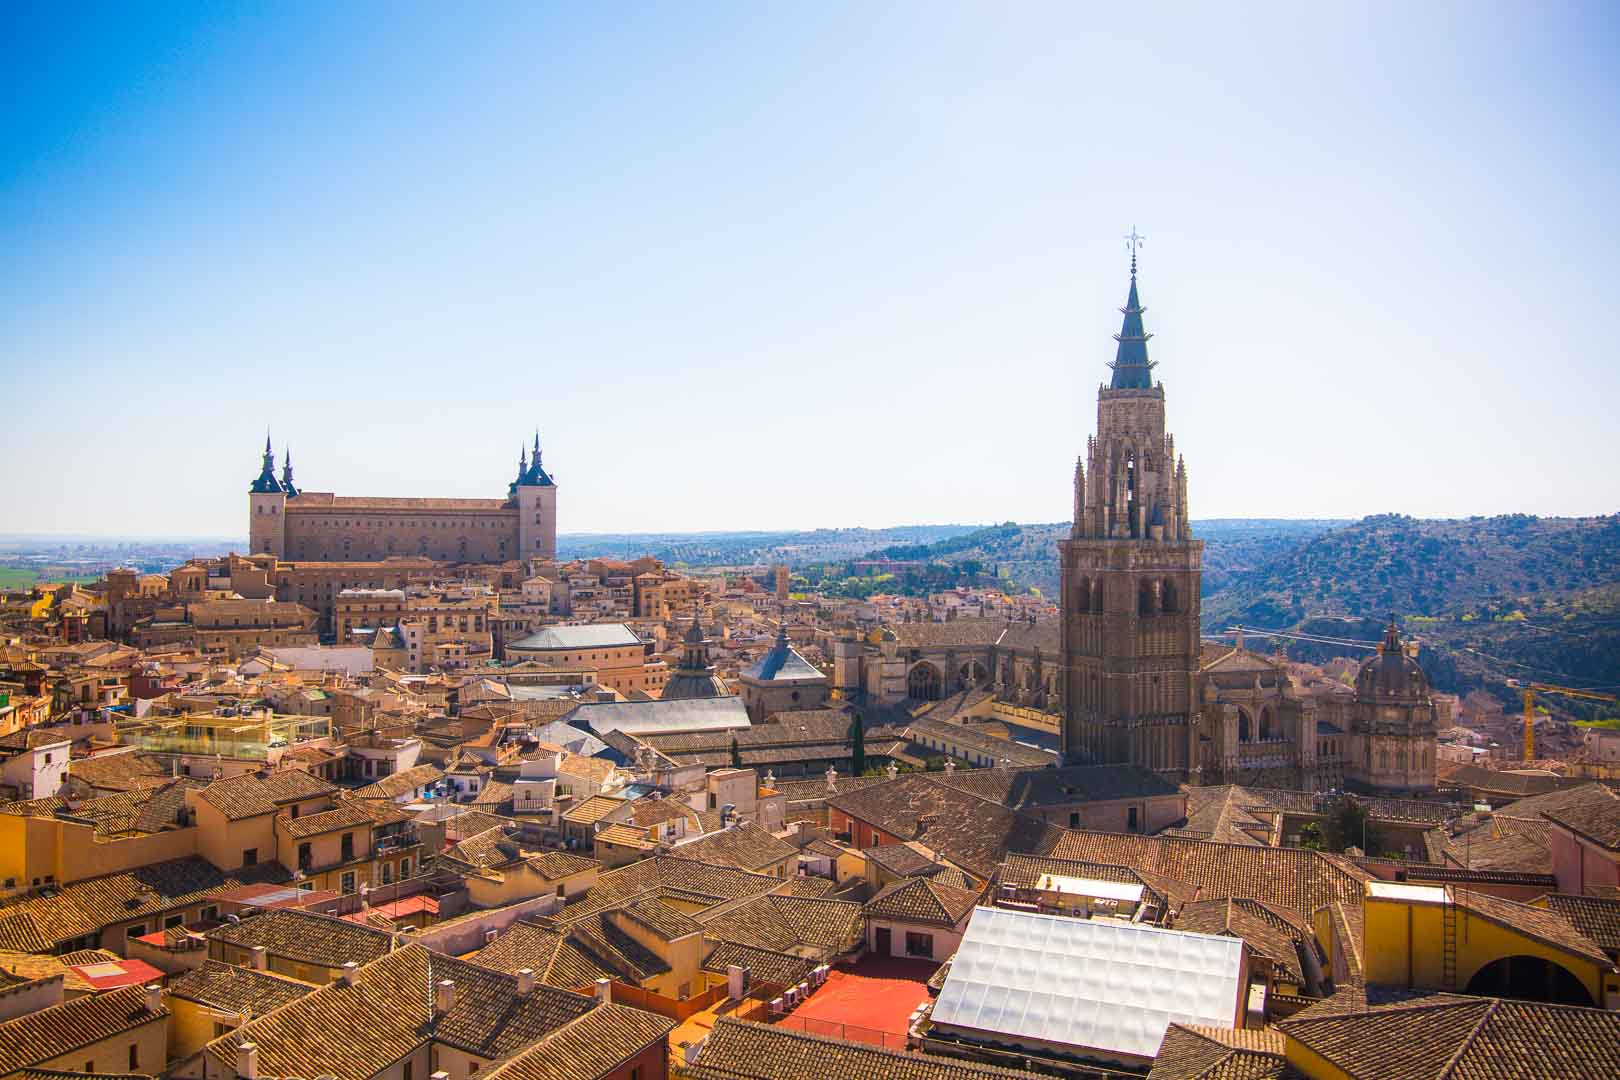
[{"left": 5, "top": 3, "right": 1619, "bottom": 536}]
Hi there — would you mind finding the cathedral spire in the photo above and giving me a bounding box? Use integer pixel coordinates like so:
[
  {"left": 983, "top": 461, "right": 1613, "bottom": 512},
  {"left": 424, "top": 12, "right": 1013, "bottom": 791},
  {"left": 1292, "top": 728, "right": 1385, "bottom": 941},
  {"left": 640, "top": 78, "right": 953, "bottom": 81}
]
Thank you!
[{"left": 1108, "top": 228, "right": 1156, "bottom": 390}]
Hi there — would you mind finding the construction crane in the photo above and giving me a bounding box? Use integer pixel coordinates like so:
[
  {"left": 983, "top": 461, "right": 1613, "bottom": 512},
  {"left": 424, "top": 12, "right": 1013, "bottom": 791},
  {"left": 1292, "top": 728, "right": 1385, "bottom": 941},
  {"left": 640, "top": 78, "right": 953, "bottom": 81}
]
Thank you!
[{"left": 1508, "top": 681, "right": 1619, "bottom": 761}]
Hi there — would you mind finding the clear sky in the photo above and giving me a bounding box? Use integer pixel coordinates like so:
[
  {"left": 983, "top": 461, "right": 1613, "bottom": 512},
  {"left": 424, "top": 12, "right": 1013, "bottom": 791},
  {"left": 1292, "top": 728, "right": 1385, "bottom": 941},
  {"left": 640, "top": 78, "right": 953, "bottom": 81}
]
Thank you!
[{"left": 4, "top": 2, "right": 1618, "bottom": 537}]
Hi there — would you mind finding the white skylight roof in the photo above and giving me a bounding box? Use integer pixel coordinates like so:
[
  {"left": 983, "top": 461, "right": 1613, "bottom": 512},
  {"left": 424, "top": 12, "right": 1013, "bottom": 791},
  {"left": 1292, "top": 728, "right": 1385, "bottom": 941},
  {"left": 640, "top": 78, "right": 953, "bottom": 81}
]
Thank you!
[{"left": 931, "top": 906, "right": 1244, "bottom": 1061}]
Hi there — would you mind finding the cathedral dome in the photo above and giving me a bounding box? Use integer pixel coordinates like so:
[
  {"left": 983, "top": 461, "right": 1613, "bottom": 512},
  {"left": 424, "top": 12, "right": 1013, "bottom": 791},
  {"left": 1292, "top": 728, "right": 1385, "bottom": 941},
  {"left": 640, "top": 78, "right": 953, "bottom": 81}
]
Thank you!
[{"left": 1355, "top": 622, "right": 1429, "bottom": 702}]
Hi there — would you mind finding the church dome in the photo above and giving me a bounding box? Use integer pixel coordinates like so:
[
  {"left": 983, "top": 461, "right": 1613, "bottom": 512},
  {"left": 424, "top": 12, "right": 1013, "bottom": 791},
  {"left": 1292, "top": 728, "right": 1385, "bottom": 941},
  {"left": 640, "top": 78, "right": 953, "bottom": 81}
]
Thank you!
[{"left": 1355, "top": 622, "right": 1429, "bottom": 702}]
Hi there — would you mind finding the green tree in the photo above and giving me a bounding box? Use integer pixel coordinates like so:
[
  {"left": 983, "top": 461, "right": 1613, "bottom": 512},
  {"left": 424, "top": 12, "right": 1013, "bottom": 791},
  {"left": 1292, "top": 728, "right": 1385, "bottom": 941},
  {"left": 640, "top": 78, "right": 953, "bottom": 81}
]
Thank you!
[
  {"left": 729, "top": 736, "right": 742, "bottom": 769},
  {"left": 849, "top": 710, "right": 866, "bottom": 776},
  {"left": 1319, "top": 795, "right": 1383, "bottom": 856}
]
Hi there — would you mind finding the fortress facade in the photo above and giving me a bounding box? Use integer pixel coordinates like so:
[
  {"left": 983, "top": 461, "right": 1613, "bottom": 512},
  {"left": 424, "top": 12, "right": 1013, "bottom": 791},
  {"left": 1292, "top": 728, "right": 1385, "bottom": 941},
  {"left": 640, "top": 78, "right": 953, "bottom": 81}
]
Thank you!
[{"left": 247, "top": 434, "right": 557, "bottom": 564}]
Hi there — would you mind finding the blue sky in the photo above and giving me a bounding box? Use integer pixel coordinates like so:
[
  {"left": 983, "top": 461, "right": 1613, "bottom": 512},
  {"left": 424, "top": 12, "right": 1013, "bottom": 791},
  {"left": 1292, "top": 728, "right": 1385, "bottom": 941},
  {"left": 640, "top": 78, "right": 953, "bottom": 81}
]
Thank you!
[{"left": 3, "top": 2, "right": 1618, "bottom": 537}]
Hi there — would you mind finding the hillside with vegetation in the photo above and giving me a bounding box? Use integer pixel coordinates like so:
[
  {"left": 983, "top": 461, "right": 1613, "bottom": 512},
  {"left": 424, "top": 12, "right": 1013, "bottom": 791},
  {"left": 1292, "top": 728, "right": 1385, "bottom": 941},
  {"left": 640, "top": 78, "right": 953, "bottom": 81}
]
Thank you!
[{"left": 1201, "top": 515, "right": 1620, "bottom": 706}]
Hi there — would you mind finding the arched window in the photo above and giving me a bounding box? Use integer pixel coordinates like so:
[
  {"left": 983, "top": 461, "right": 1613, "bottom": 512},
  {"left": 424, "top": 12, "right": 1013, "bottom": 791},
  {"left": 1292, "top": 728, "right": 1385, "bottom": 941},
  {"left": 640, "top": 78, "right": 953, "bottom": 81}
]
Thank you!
[
  {"left": 1259, "top": 706, "right": 1273, "bottom": 741},
  {"left": 1380, "top": 749, "right": 1390, "bottom": 771},
  {"left": 1075, "top": 576, "right": 1091, "bottom": 613},
  {"left": 1237, "top": 709, "right": 1251, "bottom": 743},
  {"left": 1161, "top": 578, "right": 1178, "bottom": 613},
  {"left": 1138, "top": 580, "right": 1156, "bottom": 616}
]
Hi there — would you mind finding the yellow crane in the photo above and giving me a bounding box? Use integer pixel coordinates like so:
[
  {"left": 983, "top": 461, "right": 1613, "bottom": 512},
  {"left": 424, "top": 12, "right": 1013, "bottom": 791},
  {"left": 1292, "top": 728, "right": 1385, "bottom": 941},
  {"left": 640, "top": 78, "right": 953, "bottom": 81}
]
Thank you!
[{"left": 1510, "top": 681, "right": 1619, "bottom": 761}]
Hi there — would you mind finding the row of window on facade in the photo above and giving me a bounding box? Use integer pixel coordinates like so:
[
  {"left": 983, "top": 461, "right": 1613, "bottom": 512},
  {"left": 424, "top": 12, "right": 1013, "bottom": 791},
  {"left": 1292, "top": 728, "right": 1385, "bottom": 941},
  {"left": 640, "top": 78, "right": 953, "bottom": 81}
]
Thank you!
[{"left": 1069, "top": 576, "right": 1183, "bottom": 615}]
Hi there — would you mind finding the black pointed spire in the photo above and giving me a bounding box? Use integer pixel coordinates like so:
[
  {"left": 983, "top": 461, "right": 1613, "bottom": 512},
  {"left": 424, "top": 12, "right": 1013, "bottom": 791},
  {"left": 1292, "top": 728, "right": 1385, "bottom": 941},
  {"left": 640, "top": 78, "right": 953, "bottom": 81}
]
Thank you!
[
  {"left": 250, "top": 431, "right": 283, "bottom": 494},
  {"left": 280, "top": 448, "right": 297, "bottom": 497},
  {"left": 1108, "top": 229, "right": 1156, "bottom": 390}
]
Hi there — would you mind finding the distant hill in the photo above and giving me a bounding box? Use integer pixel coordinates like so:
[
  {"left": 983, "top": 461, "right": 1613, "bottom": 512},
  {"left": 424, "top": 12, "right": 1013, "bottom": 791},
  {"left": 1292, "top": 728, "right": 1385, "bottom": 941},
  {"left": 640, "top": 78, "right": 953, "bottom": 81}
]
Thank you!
[
  {"left": 1201, "top": 514, "right": 1620, "bottom": 705},
  {"left": 556, "top": 524, "right": 981, "bottom": 567},
  {"left": 1202, "top": 514, "right": 1620, "bottom": 628},
  {"left": 856, "top": 518, "right": 1347, "bottom": 599}
]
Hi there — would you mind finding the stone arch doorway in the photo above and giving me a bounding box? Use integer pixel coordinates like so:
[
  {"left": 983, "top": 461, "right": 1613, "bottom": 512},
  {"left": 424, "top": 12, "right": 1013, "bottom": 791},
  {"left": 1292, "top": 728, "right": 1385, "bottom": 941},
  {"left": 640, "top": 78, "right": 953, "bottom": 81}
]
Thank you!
[
  {"left": 960, "top": 660, "right": 989, "bottom": 687},
  {"left": 907, "top": 662, "right": 944, "bottom": 702},
  {"left": 1235, "top": 707, "right": 1252, "bottom": 743},
  {"left": 1466, "top": 956, "right": 1593, "bottom": 1007}
]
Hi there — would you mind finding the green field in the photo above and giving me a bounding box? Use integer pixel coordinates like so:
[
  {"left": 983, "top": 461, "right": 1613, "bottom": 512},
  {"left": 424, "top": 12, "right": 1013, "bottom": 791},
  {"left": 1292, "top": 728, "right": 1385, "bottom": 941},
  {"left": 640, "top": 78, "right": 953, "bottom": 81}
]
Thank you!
[{"left": 0, "top": 567, "right": 99, "bottom": 590}]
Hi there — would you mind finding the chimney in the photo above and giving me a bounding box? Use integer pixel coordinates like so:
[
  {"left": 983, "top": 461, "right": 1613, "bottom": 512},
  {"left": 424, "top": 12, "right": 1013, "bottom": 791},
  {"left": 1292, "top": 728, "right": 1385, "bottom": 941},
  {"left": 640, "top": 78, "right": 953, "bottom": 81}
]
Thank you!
[
  {"left": 594, "top": 977, "right": 612, "bottom": 1004},
  {"left": 886, "top": 763, "right": 899, "bottom": 781},
  {"left": 435, "top": 979, "right": 456, "bottom": 1015},
  {"left": 250, "top": 945, "right": 268, "bottom": 971},
  {"left": 943, "top": 759, "right": 956, "bottom": 775},
  {"left": 339, "top": 961, "right": 359, "bottom": 986},
  {"left": 825, "top": 766, "right": 837, "bottom": 793},
  {"left": 515, "top": 967, "right": 535, "bottom": 994},
  {"left": 236, "top": 1042, "right": 258, "bottom": 1080},
  {"left": 144, "top": 983, "right": 162, "bottom": 1013}
]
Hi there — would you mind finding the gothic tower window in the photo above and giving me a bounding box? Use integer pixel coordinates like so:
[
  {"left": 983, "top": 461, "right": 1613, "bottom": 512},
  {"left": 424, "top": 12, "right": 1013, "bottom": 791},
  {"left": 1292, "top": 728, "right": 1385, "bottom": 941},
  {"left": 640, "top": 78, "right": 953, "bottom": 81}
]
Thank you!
[
  {"left": 1161, "top": 579, "right": 1178, "bottom": 613},
  {"left": 1075, "top": 577, "right": 1091, "bottom": 613},
  {"left": 1138, "top": 580, "right": 1155, "bottom": 616}
]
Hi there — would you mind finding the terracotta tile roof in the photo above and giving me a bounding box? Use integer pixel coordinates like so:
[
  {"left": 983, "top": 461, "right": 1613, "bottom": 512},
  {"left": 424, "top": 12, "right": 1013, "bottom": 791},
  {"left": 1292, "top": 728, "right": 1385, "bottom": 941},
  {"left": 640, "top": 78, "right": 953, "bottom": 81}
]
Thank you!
[
  {"left": 996, "top": 853, "right": 1196, "bottom": 913},
  {"left": 864, "top": 841, "right": 941, "bottom": 878},
  {"left": 619, "top": 898, "right": 703, "bottom": 941},
  {"left": 553, "top": 857, "right": 784, "bottom": 925},
  {"left": 671, "top": 822, "right": 797, "bottom": 873},
  {"left": 5, "top": 856, "right": 289, "bottom": 947},
  {"left": 467, "top": 921, "right": 615, "bottom": 990},
  {"left": 1539, "top": 782, "right": 1620, "bottom": 849},
  {"left": 1277, "top": 997, "right": 1620, "bottom": 1079},
  {"left": 0, "top": 779, "right": 197, "bottom": 839},
  {"left": 528, "top": 850, "right": 598, "bottom": 880},
  {"left": 697, "top": 894, "right": 863, "bottom": 954},
  {"left": 1049, "top": 829, "right": 1368, "bottom": 918},
  {"left": 197, "top": 769, "right": 336, "bottom": 820},
  {"left": 207, "top": 909, "right": 395, "bottom": 968},
  {"left": 0, "top": 910, "right": 51, "bottom": 953},
  {"left": 275, "top": 800, "right": 374, "bottom": 838},
  {"left": 203, "top": 943, "right": 598, "bottom": 1080},
  {"left": 0, "top": 984, "right": 166, "bottom": 1077},
  {"left": 699, "top": 941, "right": 815, "bottom": 987},
  {"left": 1449, "top": 887, "right": 1610, "bottom": 967},
  {"left": 1176, "top": 898, "right": 1317, "bottom": 984},
  {"left": 561, "top": 794, "right": 630, "bottom": 826},
  {"left": 888, "top": 618, "right": 1007, "bottom": 649},
  {"left": 476, "top": 1001, "right": 674, "bottom": 1080},
  {"left": 693, "top": 1017, "right": 1047, "bottom": 1079},
  {"left": 594, "top": 822, "right": 656, "bottom": 849},
  {"left": 786, "top": 876, "right": 838, "bottom": 898},
  {"left": 443, "top": 824, "right": 525, "bottom": 869},
  {"left": 352, "top": 763, "right": 444, "bottom": 799},
  {"left": 828, "top": 775, "right": 1067, "bottom": 879},
  {"left": 1148, "top": 1023, "right": 1289, "bottom": 1079},
  {"left": 166, "top": 959, "right": 313, "bottom": 1016},
  {"left": 900, "top": 719, "right": 1060, "bottom": 767},
  {"left": 1542, "top": 893, "right": 1620, "bottom": 956},
  {"left": 863, "top": 876, "right": 979, "bottom": 926},
  {"left": 64, "top": 751, "right": 171, "bottom": 794},
  {"left": 0, "top": 950, "right": 105, "bottom": 994}
]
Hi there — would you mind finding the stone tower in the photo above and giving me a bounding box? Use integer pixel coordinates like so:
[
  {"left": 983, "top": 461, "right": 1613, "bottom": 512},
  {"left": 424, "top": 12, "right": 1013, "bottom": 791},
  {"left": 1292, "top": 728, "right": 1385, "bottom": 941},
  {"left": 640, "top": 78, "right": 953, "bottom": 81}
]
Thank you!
[
  {"left": 1059, "top": 249, "right": 1203, "bottom": 774},
  {"left": 248, "top": 432, "right": 287, "bottom": 557},
  {"left": 516, "top": 431, "right": 558, "bottom": 561}
]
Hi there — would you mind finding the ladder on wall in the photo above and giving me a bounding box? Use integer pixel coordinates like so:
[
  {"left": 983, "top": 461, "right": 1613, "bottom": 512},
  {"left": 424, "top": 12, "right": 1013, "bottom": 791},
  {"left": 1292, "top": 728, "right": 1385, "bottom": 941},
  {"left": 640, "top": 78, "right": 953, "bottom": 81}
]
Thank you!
[{"left": 1441, "top": 892, "right": 1458, "bottom": 989}]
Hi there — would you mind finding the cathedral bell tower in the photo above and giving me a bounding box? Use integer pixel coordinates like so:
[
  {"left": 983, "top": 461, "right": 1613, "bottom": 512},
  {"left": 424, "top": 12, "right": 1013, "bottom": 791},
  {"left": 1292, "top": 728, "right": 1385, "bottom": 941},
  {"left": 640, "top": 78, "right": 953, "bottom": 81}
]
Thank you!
[{"left": 1060, "top": 234, "right": 1203, "bottom": 774}]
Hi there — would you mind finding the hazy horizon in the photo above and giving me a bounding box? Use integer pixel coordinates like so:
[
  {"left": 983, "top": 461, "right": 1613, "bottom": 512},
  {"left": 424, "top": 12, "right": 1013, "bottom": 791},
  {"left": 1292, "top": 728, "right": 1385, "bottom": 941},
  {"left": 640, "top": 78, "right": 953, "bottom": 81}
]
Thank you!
[{"left": 6, "top": 4, "right": 1618, "bottom": 535}]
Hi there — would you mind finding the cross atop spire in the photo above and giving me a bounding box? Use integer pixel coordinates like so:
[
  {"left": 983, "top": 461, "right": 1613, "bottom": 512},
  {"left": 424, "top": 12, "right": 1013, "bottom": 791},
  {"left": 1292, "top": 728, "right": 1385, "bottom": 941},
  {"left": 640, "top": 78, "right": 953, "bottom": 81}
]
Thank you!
[
  {"left": 1124, "top": 226, "right": 1145, "bottom": 275},
  {"left": 1107, "top": 229, "right": 1157, "bottom": 390}
]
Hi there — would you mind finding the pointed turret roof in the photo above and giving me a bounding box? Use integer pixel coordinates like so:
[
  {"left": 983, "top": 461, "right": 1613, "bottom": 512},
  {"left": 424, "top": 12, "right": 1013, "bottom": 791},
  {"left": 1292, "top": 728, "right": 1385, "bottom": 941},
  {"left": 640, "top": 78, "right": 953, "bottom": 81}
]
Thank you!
[
  {"left": 280, "top": 448, "right": 298, "bottom": 497},
  {"left": 1108, "top": 252, "right": 1156, "bottom": 390},
  {"left": 250, "top": 431, "right": 283, "bottom": 494},
  {"left": 520, "top": 429, "right": 554, "bottom": 487}
]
